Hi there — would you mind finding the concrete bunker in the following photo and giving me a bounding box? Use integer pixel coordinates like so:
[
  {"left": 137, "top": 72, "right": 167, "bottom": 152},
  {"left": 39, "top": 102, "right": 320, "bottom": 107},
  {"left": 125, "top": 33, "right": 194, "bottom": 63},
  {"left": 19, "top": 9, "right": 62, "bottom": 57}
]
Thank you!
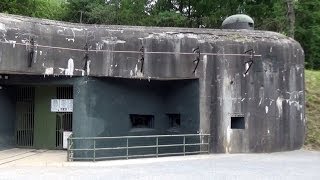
[{"left": 0, "top": 13, "right": 305, "bottom": 159}]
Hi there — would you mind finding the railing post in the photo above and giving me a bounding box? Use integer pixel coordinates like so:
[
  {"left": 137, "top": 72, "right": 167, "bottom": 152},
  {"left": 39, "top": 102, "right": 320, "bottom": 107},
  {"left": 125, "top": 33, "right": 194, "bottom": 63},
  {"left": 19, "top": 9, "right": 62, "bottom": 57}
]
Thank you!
[
  {"left": 67, "top": 138, "right": 70, "bottom": 161},
  {"left": 199, "top": 134, "right": 202, "bottom": 154},
  {"left": 156, "top": 137, "right": 158, "bottom": 158},
  {"left": 93, "top": 139, "right": 96, "bottom": 162},
  {"left": 207, "top": 135, "right": 210, "bottom": 154},
  {"left": 183, "top": 136, "right": 186, "bottom": 156},
  {"left": 126, "top": 138, "right": 129, "bottom": 160}
]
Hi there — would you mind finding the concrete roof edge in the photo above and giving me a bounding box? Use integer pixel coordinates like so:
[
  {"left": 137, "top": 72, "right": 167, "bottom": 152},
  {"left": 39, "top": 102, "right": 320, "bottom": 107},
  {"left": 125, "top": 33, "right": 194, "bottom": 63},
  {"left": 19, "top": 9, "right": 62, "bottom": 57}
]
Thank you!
[{"left": 0, "top": 13, "right": 295, "bottom": 41}]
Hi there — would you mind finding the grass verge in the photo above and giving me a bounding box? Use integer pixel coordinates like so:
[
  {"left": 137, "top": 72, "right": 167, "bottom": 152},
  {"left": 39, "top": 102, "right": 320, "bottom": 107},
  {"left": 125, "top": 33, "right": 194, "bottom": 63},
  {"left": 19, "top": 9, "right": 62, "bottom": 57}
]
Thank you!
[{"left": 305, "top": 70, "right": 320, "bottom": 150}]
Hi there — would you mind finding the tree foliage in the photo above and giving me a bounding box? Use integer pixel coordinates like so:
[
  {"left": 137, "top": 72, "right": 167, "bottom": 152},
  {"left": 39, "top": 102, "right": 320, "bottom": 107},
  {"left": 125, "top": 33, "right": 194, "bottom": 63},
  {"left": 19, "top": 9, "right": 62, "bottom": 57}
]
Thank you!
[
  {"left": 0, "top": 0, "right": 319, "bottom": 69},
  {"left": 295, "top": 0, "right": 320, "bottom": 69},
  {"left": 0, "top": 0, "right": 66, "bottom": 20}
]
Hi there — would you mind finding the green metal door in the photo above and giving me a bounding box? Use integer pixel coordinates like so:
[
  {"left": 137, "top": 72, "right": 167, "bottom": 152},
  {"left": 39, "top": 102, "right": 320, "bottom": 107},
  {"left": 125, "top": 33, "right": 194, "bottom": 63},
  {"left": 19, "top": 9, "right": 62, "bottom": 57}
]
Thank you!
[{"left": 33, "top": 86, "right": 56, "bottom": 149}]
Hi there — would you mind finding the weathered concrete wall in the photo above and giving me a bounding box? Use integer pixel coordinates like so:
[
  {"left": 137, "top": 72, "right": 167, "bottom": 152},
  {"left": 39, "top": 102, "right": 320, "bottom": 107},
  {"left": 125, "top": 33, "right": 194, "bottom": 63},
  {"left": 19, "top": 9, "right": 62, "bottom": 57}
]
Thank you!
[
  {"left": 210, "top": 41, "right": 305, "bottom": 153},
  {"left": 0, "top": 13, "right": 305, "bottom": 153}
]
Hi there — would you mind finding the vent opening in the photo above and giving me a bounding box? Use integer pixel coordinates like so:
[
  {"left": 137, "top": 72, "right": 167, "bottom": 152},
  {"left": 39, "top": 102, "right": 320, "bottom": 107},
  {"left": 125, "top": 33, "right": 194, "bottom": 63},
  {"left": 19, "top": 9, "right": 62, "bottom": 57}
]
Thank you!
[
  {"left": 130, "top": 114, "right": 154, "bottom": 129},
  {"left": 231, "top": 117, "right": 245, "bottom": 129}
]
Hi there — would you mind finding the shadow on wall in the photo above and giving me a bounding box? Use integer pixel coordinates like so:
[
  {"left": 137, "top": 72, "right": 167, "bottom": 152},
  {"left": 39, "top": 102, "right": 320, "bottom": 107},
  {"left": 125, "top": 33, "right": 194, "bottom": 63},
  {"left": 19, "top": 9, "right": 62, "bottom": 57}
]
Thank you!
[{"left": 0, "top": 86, "right": 16, "bottom": 148}]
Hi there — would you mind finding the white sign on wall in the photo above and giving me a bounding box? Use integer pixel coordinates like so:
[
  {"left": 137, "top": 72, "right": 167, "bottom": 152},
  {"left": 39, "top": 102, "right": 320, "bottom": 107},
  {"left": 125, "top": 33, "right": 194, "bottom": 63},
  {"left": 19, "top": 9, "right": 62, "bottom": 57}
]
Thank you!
[
  {"left": 51, "top": 99, "right": 73, "bottom": 112},
  {"left": 63, "top": 131, "right": 73, "bottom": 149}
]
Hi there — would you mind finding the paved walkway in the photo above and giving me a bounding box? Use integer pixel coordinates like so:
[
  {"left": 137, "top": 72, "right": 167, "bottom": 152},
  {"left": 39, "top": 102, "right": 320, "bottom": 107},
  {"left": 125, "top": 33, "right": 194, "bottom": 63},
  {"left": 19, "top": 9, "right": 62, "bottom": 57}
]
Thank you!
[
  {"left": 0, "top": 149, "right": 319, "bottom": 179},
  {"left": 0, "top": 148, "right": 66, "bottom": 167}
]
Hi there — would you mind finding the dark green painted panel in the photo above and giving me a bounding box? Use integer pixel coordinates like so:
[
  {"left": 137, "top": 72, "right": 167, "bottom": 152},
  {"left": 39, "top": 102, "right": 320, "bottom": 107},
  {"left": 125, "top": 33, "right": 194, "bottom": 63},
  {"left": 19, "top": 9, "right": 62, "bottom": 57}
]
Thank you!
[
  {"left": 0, "top": 86, "right": 16, "bottom": 148},
  {"left": 34, "top": 86, "right": 56, "bottom": 149}
]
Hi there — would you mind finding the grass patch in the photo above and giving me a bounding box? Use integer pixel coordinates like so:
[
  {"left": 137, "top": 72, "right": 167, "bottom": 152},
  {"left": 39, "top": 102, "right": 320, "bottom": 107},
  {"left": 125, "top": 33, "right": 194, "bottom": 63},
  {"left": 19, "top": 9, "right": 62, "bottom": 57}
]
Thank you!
[{"left": 305, "top": 70, "right": 320, "bottom": 150}]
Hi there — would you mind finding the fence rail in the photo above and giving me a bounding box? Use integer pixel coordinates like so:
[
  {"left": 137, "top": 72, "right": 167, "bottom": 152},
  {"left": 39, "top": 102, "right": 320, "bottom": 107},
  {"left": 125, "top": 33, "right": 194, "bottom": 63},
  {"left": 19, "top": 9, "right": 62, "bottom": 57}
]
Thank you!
[{"left": 67, "top": 134, "right": 210, "bottom": 162}]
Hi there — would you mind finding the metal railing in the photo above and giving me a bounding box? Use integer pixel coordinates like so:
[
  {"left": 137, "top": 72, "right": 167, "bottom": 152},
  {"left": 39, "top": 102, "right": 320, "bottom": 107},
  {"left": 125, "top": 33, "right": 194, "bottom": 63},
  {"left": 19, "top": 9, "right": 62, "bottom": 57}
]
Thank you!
[{"left": 67, "top": 134, "right": 210, "bottom": 162}]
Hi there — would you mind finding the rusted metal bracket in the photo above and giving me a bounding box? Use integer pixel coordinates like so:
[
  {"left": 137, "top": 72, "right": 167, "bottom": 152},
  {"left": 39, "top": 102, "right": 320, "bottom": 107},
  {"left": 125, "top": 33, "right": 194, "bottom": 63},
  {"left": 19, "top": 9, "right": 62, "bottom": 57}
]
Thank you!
[
  {"left": 83, "top": 43, "right": 89, "bottom": 75},
  {"left": 193, "top": 46, "right": 201, "bottom": 74},
  {"left": 139, "top": 46, "right": 145, "bottom": 73},
  {"left": 243, "top": 49, "right": 255, "bottom": 75},
  {"left": 27, "top": 38, "right": 35, "bottom": 68}
]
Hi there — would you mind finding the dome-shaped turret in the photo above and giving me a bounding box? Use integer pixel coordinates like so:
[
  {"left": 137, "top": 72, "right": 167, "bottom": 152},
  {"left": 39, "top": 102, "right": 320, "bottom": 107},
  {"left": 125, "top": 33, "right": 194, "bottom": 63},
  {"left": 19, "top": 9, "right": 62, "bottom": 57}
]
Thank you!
[{"left": 222, "top": 14, "right": 254, "bottom": 30}]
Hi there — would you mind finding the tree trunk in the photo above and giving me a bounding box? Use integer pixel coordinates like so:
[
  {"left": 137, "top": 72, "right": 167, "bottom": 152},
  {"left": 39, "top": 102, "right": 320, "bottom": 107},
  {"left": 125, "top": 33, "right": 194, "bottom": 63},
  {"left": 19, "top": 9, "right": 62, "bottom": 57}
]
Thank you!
[
  {"left": 285, "top": 0, "right": 295, "bottom": 38},
  {"left": 179, "top": 0, "right": 184, "bottom": 13},
  {"left": 188, "top": 0, "right": 191, "bottom": 27}
]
